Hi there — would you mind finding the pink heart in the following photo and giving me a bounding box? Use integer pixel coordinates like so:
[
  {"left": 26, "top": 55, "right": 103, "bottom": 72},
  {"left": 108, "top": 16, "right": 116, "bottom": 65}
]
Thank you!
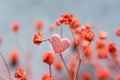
[{"left": 51, "top": 34, "right": 70, "bottom": 53}]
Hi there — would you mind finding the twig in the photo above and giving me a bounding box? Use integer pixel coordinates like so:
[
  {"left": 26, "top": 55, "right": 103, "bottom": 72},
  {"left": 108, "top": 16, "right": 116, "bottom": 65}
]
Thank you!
[
  {"left": 49, "top": 65, "right": 52, "bottom": 77},
  {"left": 60, "top": 25, "right": 62, "bottom": 38},
  {"left": 74, "top": 42, "right": 91, "bottom": 80},
  {"left": 59, "top": 54, "right": 72, "bottom": 80},
  {"left": 0, "top": 52, "right": 12, "bottom": 80}
]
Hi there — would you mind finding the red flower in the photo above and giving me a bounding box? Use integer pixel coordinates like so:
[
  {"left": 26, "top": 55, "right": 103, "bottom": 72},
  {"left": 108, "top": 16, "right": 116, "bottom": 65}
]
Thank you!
[
  {"left": 11, "top": 23, "right": 20, "bottom": 32},
  {"left": 56, "top": 14, "right": 74, "bottom": 26},
  {"left": 74, "top": 28, "right": 82, "bottom": 34},
  {"left": 97, "top": 47, "right": 108, "bottom": 59},
  {"left": 55, "top": 19, "right": 62, "bottom": 26},
  {"left": 34, "top": 21, "right": 44, "bottom": 31},
  {"left": 70, "top": 18, "right": 81, "bottom": 29},
  {"left": 96, "top": 68, "right": 110, "bottom": 80},
  {"left": 9, "top": 50, "right": 19, "bottom": 65},
  {"left": 33, "top": 32, "right": 44, "bottom": 45},
  {"left": 85, "top": 23, "right": 92, "bottom": 30},
  {"left": 108, "top": 43, "right": 117, "bottom": 53},
  {"left": 54, "top": 61, "right": 63, "bottom": 71},
  {"left": 85, "top": 47, "right": 93, "bottom": 58},
  {"left": 49, "top": 24, "right": 55, "bottom": 31},
  {"left": 96, "top": 39, "right": 105, "bottom": 49},
  {"left": 14, "top": 67, "right": 27, "bottom": 80},
  {"left": 115, "top": 27, "right": 120, "bottom": 36},
  {"left": 98, "top": 30, "right": 108, "bottom": 39},
  {"left": 82, "top": 72, "right": 91, "bottom": 80},
  {"left": 60, "top": 14, "right": 74, "bottom": 25},
  {"left": 108, "top": 42, "right": 117, "bottom": 57},
  {"left": 41, "top": 73, "right": 55, "bottom": 80},
  {"left": 84, "top": 31, "right": 95, "bottom": 42},
  {"left": 43, "top": 52, "right": 55, "bottom": 65}
]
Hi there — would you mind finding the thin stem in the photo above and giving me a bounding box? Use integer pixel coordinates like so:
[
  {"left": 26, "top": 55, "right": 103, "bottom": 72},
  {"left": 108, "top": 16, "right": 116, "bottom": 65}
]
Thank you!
[
  {"left": 49, "top": 65, "right": 52, "bottom": 77},
  {"left": 26, "top": 48, "right": 34, "bottom": 80},
  {"left": 59, "top": 54, "right": 71, "bottom": 79},
  {"left": 41, "top": 39, "right": 53, "bottom": 77},
  {"left": 110, "top": 55, "right": 120, "bottom": 73},
  {"left": 70, "top": 29, "right": 82, "bottom": 80},
  {"left": 74, "top": 58, "right": 81, "bottom": 80},
  {"left": 81, "top": 42, "right": 91, "bottom": 59},
  {"left": 42, "top": 38, "right": 50, "bottom": 42},
  {"left": 60, "top": 25, "right": 62, "bottom": 38},
  {"left": 70, "top": 29, "right": 81, "bottom": 60},
  {"left": 28, "top": 66, "right": 34, "bottom": 80},
  {"left": 42, "top": 38, "right": 52, "bottom": 44},
  {"left": 0, "top": 52, "right": 12, "bottom": 80},
  {"left": 74, "top": 42, "right": 91, "bottom": 80}
]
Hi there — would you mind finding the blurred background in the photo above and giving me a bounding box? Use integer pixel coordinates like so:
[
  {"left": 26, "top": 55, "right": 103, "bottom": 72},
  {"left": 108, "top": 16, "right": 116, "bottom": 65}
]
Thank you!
[{"left": 0, "top": 0, "right": 120, "bottom": 80}]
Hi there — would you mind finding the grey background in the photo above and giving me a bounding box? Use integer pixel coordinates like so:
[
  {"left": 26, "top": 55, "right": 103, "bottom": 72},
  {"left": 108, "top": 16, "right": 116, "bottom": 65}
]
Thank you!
[{"left": 0, "top": 0, "right": 120, "bottom": 80}]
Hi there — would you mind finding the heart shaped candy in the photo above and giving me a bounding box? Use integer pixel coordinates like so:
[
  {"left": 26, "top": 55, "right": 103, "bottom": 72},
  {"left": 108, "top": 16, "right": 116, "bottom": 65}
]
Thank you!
[{"left": 51, "top": 34, "right": 70, "bottom": 53}]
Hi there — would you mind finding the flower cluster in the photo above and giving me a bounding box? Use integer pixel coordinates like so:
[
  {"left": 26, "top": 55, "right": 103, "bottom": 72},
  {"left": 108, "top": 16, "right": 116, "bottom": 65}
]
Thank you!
[
  {"left": 14, "top": 67, "right": 27, "bottom": 80},
  {"left": 33, "top": 32, "right": 44, "bottom": 45},
  {"left": 1, "top": 13, "right": 120, "bottom": 80},
  {"left": 43, "top": 52, "right": 55, "bottom": 65},
  {"left": 56, "top": 14, "right": 81, "bottom": 29}
]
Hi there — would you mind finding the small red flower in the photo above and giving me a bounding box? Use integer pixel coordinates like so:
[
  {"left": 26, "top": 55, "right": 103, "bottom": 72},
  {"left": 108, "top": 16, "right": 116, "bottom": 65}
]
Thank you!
[
  {"left": 56, "top": 14, "right": 74, "bottom": 25},
  {"left": 115, "top": 27, "right": 120, "bottom": 36},
  {"left": 81, "top": 25, "right": 86, "bottom": 31},
  {"left": 74, "top": 28, "right": 82, "bottom": 34},
  {"left": 49, "top": 24, "right": 55, "bottom": 31},
  {"left": 41, "top": 73, "right": 55, "bottom": 80},
  {"left": 85, "top": 23, "right": 92, "bottom": 30},
  {"left": 43, "top": 52, "right": 55, "bottom": 65},
  {"left": 81, "top": 40, "right": 90, "bottom": 48},
  {"left": 69, "top": 18, "right": 81, "bottom": 29},
  {"left": 108, "top": 42, "right": 117, "bottom": 57},
  {"left": 9, "top": 50, "right": 19, "bottom": 65},
  {"left": 98, "top": 30, "right": 108, "bottom": 39},
  {"left": 33, "top": 32, "right": 44, "bottom": 45},
  {"left": 84, "top": 31, "right": 94, "bottom": 42},
  {"left": 54, "top": 61, "right": 63, "bottom": 71},
  {"left": 60, "top": 14, "right": 74, "bottom": 25},
  {"left": 14, "top": 67, "right": 27, "bottom": 80},
  {"left": 96, "top": 39, "right": 105, "bottom": 49},
  {"left": 97, "top": 47, "right": 108, "bottom": 59},
  {"left": 82, "top": 72, "right": 91, "bottom": 80},
  {"left": 85, "top": 47, "right": 93, "bottom": 58},
  {"left": 96, "top": 68, "right": 110, "bottom": 80},
  {"left": 55, "top": 19, "right": 62, "bottom": 26},
  {"left": 34, "top": 21, "right": 44, "bottom": 31},
  {"left": 11, "top": 23, "right": 20, "bottom": 32}
]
